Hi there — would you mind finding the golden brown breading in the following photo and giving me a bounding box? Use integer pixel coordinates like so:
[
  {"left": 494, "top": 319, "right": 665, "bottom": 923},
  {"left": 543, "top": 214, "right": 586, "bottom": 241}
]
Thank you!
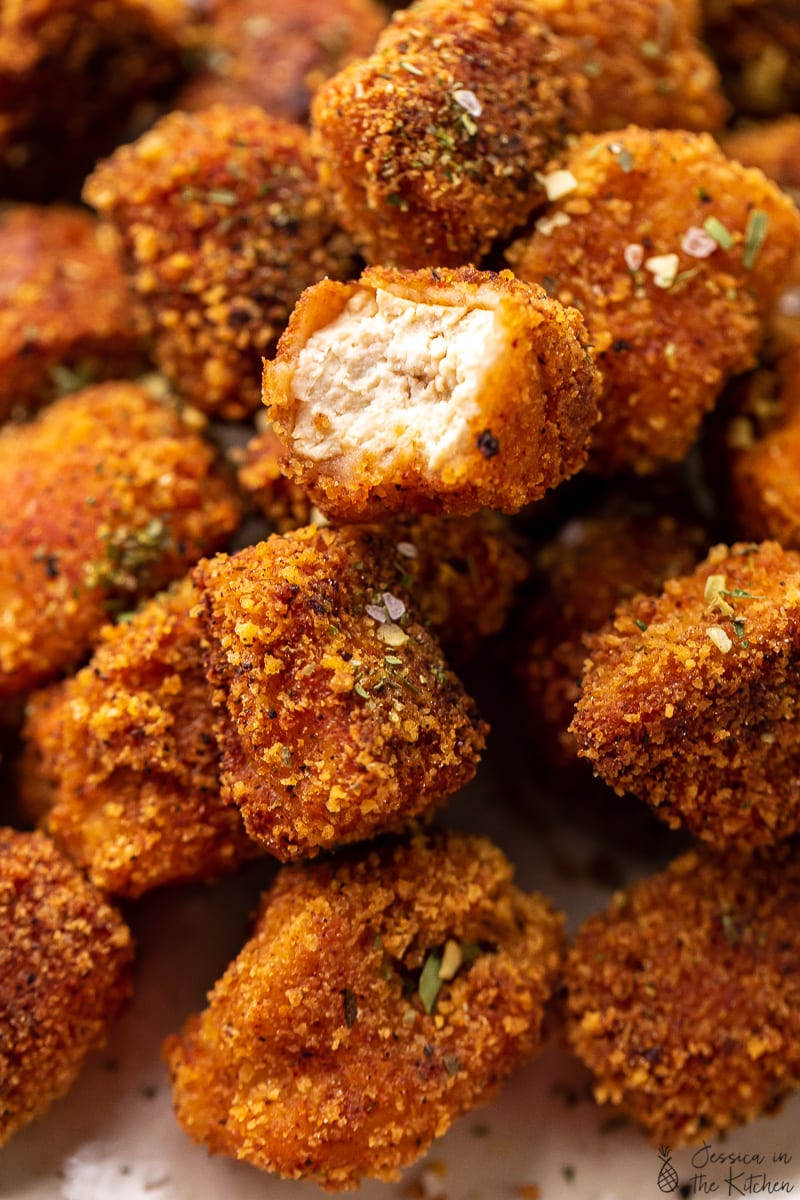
[
  {"left": 518, "top": 492, "right": 708, "bottom": 767},
  {"left": 310, "top": 0, "right": 589, "bottom": 267},
  {"left": 507, "top": 126, "right": 800, "bottom": 475},
  {"left": 722, "top": 114, "right": 800, "bottom": 198},
  {"left": 703, "top": 0, "right": 800, "bottom": 116},
  {"left": 84, "top": 105, "right": 358, "bottom": 420},
  {"left": 0, "top": 381, "right": 241, "bottom": 698},
  {"left": 0, "top": 828, "right": 133, "bottom": 1147},
  {"left": 164, "top": 830, "right": 564, "bottom": 1189},
  {"left": 0, "top": 0, "right": 189, "bottom": 200},
  {"left": 176, "top": 0, "right": 387, "bottom": 124},
  {"left": 263, "top": 266, "right": 601, "bottom": 519},
  {"left": 192, "top": 526, "right": 487, "bottom": 859},
  {"left": 21, "top": 579, "right": 261, "bottom": 898},
  {"left": 535, "top": 0, "right": 727, "bottom": 133},
  {"left": 234, "top": 423, "right": 315, "bottom": 533},
  {"left": 0, "top": 204, "right": 144, "bottom": 423},
  {"left": 572, "top": 540, "right": 800, "bottom": 846},
  {"left": 565, "top": 842, "right": 800, "bottom": 1145}
]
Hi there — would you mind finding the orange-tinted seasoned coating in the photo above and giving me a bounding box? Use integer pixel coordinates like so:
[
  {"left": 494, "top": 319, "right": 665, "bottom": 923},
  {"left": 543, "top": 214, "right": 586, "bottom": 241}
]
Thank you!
[
  {"left": 535, "top": 0, "right": 726, "bottom": 133},
  {"left": 310, "top": 0, "right": 588, "bottom": 267},
  {"left": 565, "top": 843, "right": 800, "bottom": 1144},
  {"left": 0, "top": 381, "right": 241, "bottom": 698},
  {"left": 84, "top": 105, "right": 358, "bottom": 419},
  {"left": 235, "top": 424, "right": 315, "bottom": 533},
  {"left": 0, "top": 828, "right": 134, "bottom": 1147},
  {"left": 21, "top": 580, "right": 261, "bottom": 899},
  {"left": 572, "top": 541, "right": 800, "bottom": 846},
  {"left": 263, "top": 266, "right": 601, "bottom": 519},
  {"left": 177, "top": 0, "right": 387, "bottom": 124},
  {"left": 192, "top": 526, "right": 487, "bottom": 859},
  {"left": 0, "top": 205, "right": 144, "bottom": 423},
  {"left": 518, "top": 494, "right": 708, "bottom": 767},
  {"left": 507, "top": 126, "right": 800, "bottom": 475},
  {"left": 722, "top": 114, "right": 800, "bottom": 199},
  {"left": 165, "top": 830, "right": 564, "bottom": 1189},
  {"left": 703, "top": 0, "right": 800, "bottom": 116}
]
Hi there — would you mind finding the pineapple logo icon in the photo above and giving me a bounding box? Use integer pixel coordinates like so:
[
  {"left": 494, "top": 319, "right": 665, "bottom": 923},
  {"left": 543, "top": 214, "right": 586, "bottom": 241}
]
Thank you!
[{"left": 657, "top": 1146, "right": 679, "bottom": 1193}]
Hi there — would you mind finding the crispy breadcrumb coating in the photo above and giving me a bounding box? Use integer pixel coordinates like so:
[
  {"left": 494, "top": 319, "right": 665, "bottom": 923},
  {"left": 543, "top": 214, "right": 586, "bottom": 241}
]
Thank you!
[
  {"left": 164, "top": 830, "right": 564, "bottom": 1189},
  {"left": 21, "top": 580, "right": 261, "bottom": 898},
  {"left": 310, "top": 0, "right": 588, "bottom": 267},
  {"left": 572, "top": 541, "right": 800, "bottom": 846},
  {"left": 722, "top": 114, "right": 800, "bottom": 199},
  {"left": 234, "top": 424, "right": 315, "bottom": 533},
  {"left": 507, "top": 126, "right": 800, "bottom": 475},
  {"left": 0, "top": 381, "right": 241, "bottom": 698},
  {"left": 263, "top": 266, "right": 600, "bottom": 519},
  {"left": 565, "top": 842, "right": 800, "bottom": 1145},
  {"left": 0, "top": 828, "right": 133, "bottom": 1147},
  {"left": 84, "top": 105, "right": 358, "bottom": 419},
  {"left": 0, "top": 205, "right": 144, "bottom": 423},
  {"left": 703, "top": 0, "right": 800, "bottom": 116},
  {"left": 177, "top": 0, "right": 386, "bottom": 124},
  {"left": 192, "top": 526, "right": 488, "bottom": 859}
]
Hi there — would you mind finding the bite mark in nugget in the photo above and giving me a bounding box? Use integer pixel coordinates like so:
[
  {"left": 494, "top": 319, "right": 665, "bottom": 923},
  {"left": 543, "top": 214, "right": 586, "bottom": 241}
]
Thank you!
[
  {"left": 263, "top": 266, "right": 601, "bottom": 520},
  {"left": 192, "top": 526, "right": 488, "bottom": 859},
  {"left": 164, "top": 831, "right": 564, "bottom": 1189}
]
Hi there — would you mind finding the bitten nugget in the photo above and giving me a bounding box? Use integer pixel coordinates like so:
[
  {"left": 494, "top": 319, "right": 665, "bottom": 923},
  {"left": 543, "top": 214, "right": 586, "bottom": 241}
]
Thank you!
[
  {"left": 507, "top": 126, "right": 800, "bottom": 475},
  {"left": 0, "top": 205, "right": 143, "bottom": 424},
  {"left": 21, "top": 580, "right": 261, "bottom": 898},
  {"left": 572, "top": 541, "right": 800, "bottom": 846},
  {"left": 565, "top": 843, "right": 800, "bottom": 1145},
  {"left": 263, "top": 266, "right": 601, "bottom": 519},
  {"left": 310, "top": 0, "right": 588, "bottom": 267},
  {"left": 192, "top": 526, "right": 487, "bottom": 859},
  {"left": 84, "top": 105, "right": 357, "bottom": 419},
  {"left": 0, "top": 828, "right": 133, "bottom": 1147},
  {"left": 0, "top": 381, "right": 241, "bottom": 697},
  {"left": 703, "top": 0, "right": 800, "bottom": 116},
  {"left": 165, "top": 831, "right": 564, "bottom": 1188},
  {"left": 177, "top": 0, "right": 386, "bottom": 124}
]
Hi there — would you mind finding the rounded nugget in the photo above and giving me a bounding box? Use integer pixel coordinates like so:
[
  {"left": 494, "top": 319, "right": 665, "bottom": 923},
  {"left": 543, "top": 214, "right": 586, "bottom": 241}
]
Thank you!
[
  {"left": 84, "top": 105, "right": 358, "bottom": 419},
  {"left": 572, "top": 541, "right": 800, "bottom": 846},
  {"left": 703, "top": 0, "right": 800, "bottom": 116},
  {"left": 164, "top": 831, "right": 564, "bottom": 1188},
  {"left": 565, "top": 843, "right": 800, "bottom": 1145},
  {"left": 310, "top": 0, "right": 588, "bottom": 267},
  {"left": 0, "top": 381, "right": 241, "bottom": 697},
  {"left": 263, "top": 266, "right": 601, "bottom": 519},
  {"left": 0, "top": 828, "right": 133, "bottom": 1147},
  {"left": 507, "top": 126, "right": 800, "bottom": 475},
  {"left": 191, "top": 525, "right": 488, "bottom": 859},
  {"left": 21, "top": 579, "right": 261, "bottom": 899}
]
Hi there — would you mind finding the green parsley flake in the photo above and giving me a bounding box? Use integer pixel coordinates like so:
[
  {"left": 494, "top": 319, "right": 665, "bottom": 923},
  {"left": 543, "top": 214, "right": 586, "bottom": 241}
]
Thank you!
[
  {"left": 444, "top": 1054, "right": 462, "bottom": 1076},
  {"left": 418, "top": 949, "right": 443, "bottom": 1014},
  {"left": 703, "top": 216, "right": 734, "bottom": 250},
  {"left": 354, "top": 682, "right": 370, "bottom": 700},
  {"left": 207, "top": 189, "right": 238, "bottom": 206},
  {"left": 633, "top": 618, "right": 649, "bottom": 632},
  {"left": 743, "top": 209, "right": 769, "bottom": 269}
]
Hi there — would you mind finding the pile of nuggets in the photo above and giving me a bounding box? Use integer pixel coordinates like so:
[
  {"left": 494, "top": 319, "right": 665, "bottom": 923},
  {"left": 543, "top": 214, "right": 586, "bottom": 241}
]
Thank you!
[{"left": 3, "top": 0, "right": 800, "bottom": 1188}]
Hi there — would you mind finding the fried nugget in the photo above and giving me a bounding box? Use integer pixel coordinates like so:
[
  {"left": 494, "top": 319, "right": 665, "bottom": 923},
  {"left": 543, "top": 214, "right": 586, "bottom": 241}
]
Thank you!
[
  {"left": 565, "top": 842, "right": 800, "bottom": 1145},
  {"left": 0, "top": 828, "right": 133, "bottom": 1147},
  {"left": 703, "top": 0, "right": 800, "bottom": 116},
  {"left": 192, "top": 526, "right": 487, "bottom": 859},
  {"left": 177, "top": 0, "right": 386, "bottom": 124},
  {"left": 164, "top": 830, "right": 564, "bottom": 1189},
  {"left": 84, "top": 105, "right": 358, "bottom": 420},
  {"left": 507, "top": 126, "right": 800, "bottom": 476},
  {"left": 0, "top": 205, "right": 144, "bottom": 424},
  {"left": 572, "top": 541, "right": 800, "bottom": 846},
  {"left": 234, "top": 423, "right": 315, "bottom": 533},
  {"left": 263, "top": 266, "right": 601, "bottom": 519},
  {"left": 310, "top": 0, "right": 588, "bottom": 267},
  {"left": 535, "top": 0, "right": 726, "bottom": 133},
  {"left": 21, "top": 579, "right": 261, "bottom": 898},
  {"left": 722, "top": 114, "right": 800, "bottom": 199},
  {"left": 0, "top": 381, "right": 241, "bottom": 698},
  {"left": 518, "top": 492, "right": 708, "bottom": 767}
]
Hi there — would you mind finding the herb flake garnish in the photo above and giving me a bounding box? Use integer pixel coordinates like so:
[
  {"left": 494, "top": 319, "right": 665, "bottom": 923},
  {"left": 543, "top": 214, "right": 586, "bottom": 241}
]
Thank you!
[
  {"left": 633, "top": 618, "right": 648, "bottom": 632},
  {"left": 743, "top": 210, "right": 769, "bottom": 269},
  {"left": 419, "top": 949, "right": 443, "bottom": 1013},
  {"left": 703, "top": 216, "right": 734, "bottom": 250}
]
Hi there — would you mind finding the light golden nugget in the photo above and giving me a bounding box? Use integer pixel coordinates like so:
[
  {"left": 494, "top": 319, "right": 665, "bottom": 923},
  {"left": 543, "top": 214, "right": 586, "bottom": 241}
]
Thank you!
[
  {"left": 0, "top": 381, "right": 241, "bottom": 697},
  {"left": 192, "top": 526, "right": 488, "bottom": 859},
  {"left": 565, "top": 843, "right": 800, "bottom": 1145},
  {"left": 508, "top": 126, "right": 800, "bottom": 475},
  {"left": 310, "top": 0, "right": 588, "bottom": 267},
  {"left": 0, "top": 828, "right": 133, "bottom": 1148},
  {"left": 164, "top": 831, "right": 564, "bottom": 1189},
  {"left": 21, "top": 580, "right": 261, "bottom": 899},
  {"left": 572, "top": 541, "right": 800, "bottom": 846},
  {"left": 84, "top": 105, "right": 358, "bottom": 419},
  {"left": 263, "top": 266, "right": 601, "bottom": 519}
]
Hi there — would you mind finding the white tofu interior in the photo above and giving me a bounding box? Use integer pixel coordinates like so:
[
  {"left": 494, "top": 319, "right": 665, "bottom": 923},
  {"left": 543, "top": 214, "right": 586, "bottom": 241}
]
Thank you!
[{"left": 290, "top": 287, "right": 506, "bottom": 472}]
